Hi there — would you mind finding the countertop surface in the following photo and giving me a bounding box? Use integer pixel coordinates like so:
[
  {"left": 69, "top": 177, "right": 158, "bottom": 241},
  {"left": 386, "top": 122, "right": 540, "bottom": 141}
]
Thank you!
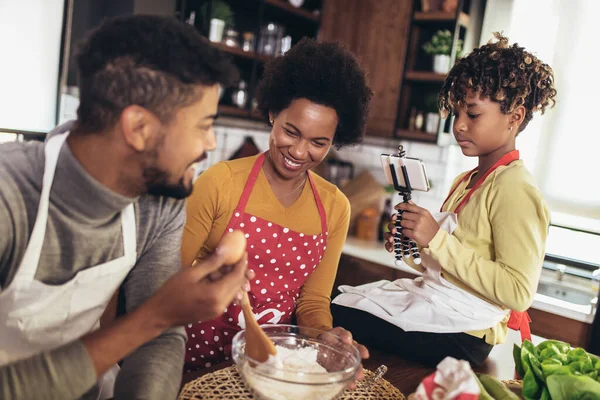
[{"left": 342, "top": 237, "right": 596, "bottom": 324}]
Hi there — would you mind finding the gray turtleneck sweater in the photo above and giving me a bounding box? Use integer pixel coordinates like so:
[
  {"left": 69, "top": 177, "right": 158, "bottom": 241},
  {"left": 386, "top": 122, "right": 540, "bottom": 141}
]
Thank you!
[{"left": 0, "top": 124, "right": 186, "bottom": 399}]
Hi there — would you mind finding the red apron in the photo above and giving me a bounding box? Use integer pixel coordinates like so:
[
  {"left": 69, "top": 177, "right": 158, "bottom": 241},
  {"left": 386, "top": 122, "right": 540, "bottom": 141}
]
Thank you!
[
  {"left": 440, "top": 150, "right": 532, "bottom": 343},
  {"left": 185, "top": 153, "right": 329, "bottom": 370}
]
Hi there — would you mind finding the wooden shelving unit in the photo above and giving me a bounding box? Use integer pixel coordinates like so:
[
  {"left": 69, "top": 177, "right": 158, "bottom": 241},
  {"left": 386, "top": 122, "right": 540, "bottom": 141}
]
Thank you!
[
  {"left": 395, "top": 0, "right": 481, "bottom": 143},
  {"left": 413, "top": 11, "right": 470, "bottom": 27},
  {"left": 210, "top": 41, "right": 272, "bottom": 63},
  {"left": 218, "top": 105, "right": 264, "bottom": 121},
  {"left": 179, "top": 0, "right": 323, "bottom": 121},
  {"left": 395, "top": 129, "right": 437, "bottom": 143},
  {"left": 218, "top": 105, "right": 249, "bottom": 118},
  {"left": 404, "top": 70, "right": 446, "bottom": 83},
  {"left": 250, "top": 109, "right": 264, "bottom": 121},
  {"left": 264, "top": 0, "right": 320, "bottom": 22}
]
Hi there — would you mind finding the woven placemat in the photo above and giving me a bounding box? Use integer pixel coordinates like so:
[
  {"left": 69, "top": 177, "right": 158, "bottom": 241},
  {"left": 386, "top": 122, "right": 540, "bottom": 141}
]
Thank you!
[
  {"left": 179, "top": 366, "right": 405, "bottom": 400},
  {"left": 501, "top": 379, "right": 522, "bottom": 387}
]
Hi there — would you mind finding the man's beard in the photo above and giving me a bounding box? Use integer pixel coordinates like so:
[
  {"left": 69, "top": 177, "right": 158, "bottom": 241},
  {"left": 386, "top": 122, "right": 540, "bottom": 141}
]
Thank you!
[
  {"left": 144, "top": 166, "right": 193, "bottom": 199},
  {"left": 141, "top": 131, "right": 193, "bottom": 199}
]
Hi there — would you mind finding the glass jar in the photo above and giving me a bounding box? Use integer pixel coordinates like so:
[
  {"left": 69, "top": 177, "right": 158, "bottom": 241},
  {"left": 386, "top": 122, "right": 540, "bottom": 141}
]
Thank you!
[
  {"left": 223, "top": 29, "right": 239, "bottom": 47},
  {"left": 232, "top": 80, "right": 248, "bottom": 109},
  {"left": 258, "top": 23, "right": 284, "bottom": 56},
  {"left": 242, "top": 32, "right": 255, "bottom": 52}
]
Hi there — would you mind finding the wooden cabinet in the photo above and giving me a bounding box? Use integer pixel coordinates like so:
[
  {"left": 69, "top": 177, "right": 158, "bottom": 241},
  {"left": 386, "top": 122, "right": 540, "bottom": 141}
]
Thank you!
[
  {"left": 396, "top": 0, "right": 484, "bottom": 144},
  {"left": 319, "top": 0, "right": 413, "bottom": 137},
  {"left": 528, "top": 308, "right": 591, "bottom": 349}
]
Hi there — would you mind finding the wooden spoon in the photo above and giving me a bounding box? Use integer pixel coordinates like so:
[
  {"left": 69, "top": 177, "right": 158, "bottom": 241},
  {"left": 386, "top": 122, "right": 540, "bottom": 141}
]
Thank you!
[
  {"left": 240, "top": 290, "right": 277, "bottom": 363},
  {"left": 205, "top": 230, "right": 276, "bottom": 362}
]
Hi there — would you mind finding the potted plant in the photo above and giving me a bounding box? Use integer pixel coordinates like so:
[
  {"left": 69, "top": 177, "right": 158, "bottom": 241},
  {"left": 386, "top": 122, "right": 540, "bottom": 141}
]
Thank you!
[
  {"left": 424, "top": 92, "right": 440, "bottom": 134},
  {"left": 200, "top": 0, "right": 234, "bottom": 42},
  {"left": 422, "top": 30, "right": 463, "bottom": 74}
]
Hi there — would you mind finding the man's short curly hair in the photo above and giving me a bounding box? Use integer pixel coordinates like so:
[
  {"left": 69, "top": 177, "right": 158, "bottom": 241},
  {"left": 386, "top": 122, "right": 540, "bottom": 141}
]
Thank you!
[
  {"left": 255, "top": 38, "right": 373, "bottom": 148},
  {"left": 439, "top": 32, "right": 557, "bottom": 132},
  {"left": 75, "top": 15, "right": 239, "bottom": 134}
]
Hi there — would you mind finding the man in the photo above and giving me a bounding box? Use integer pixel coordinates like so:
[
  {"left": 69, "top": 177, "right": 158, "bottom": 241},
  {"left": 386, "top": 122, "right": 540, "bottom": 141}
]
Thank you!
[{"left": 0, "top": 15, "right": 252, "bottom": 399}]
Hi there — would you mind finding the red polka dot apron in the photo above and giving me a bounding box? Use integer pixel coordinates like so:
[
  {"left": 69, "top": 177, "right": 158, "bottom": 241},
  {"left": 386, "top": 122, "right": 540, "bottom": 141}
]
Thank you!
[{"left": 185, "top": 153, "right": 328, "bottom": 370}]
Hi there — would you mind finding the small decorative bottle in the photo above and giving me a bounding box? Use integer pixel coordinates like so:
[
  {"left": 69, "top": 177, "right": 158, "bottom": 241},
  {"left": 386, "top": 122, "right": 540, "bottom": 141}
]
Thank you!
[{"left": 232, "top": 80, "right": 248, "bottom": 109}]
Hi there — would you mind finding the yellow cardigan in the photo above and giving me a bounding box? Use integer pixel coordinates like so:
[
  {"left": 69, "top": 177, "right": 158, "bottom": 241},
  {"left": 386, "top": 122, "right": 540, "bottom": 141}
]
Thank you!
[
  {"left": 406, "top": 160, "right": 549, "bottom": 344},
  {"left": 181, "top": 155, "right": 350, "bottom": 331}
]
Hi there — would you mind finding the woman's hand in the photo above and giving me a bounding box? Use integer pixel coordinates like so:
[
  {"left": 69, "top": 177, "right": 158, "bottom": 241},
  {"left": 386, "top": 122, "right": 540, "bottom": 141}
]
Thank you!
[
  {"left": 319, "top": 326, "right": 369, "bottom": 390},
  {"left": 383, "top": 202, "right": 440, "bottom": 250}
]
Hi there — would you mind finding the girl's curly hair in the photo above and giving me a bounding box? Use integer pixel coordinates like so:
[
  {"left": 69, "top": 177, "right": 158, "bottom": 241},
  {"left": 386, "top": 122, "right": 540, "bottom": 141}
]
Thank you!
[{"left": 439, "top": 32, "right": 557, "bottom": 132}]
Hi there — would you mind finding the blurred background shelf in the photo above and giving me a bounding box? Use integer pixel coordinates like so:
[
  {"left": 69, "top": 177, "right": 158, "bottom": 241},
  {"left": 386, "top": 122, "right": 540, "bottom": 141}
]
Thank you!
[
  {"left": 395, "top": 129, "right": 438, "bottom": 143},
  {"left": 210, "top": 41, "right": 272, "bottom": 63},
  {"left": 264, "top": 0, "right": 320, "bottom": 22},
  {"left": 405, "top": 70, "right": 447, "bottom": 82},
  {"left": 413, "top": 11, "right": 470, "bottom": 27}
]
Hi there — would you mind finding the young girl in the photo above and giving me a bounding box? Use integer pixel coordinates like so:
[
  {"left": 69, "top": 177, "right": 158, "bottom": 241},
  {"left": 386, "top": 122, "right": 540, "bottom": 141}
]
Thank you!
[{"left": 332, "top": 33, "right": 557, "bottom": 366}]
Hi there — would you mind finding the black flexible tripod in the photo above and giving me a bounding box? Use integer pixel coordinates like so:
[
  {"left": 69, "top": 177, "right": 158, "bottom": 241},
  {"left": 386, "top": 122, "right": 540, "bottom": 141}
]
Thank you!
[{"left": 388, "top": 145, "right": 422, "bottom": 266}]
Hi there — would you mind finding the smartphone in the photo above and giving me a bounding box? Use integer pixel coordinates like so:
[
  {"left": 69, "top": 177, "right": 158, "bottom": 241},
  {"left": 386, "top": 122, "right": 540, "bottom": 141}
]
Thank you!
[{"left": 380, "top": 154, "right": 430, "bottom": 192}]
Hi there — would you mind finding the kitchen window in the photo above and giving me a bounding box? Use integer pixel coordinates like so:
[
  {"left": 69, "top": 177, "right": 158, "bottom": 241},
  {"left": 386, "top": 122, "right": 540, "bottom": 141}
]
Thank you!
[
  {"left": 545, "top": 223, "right": 600, "bottom": 278},
  {"left": 480, "top": 0, "right": 600, "bottom": 277}
]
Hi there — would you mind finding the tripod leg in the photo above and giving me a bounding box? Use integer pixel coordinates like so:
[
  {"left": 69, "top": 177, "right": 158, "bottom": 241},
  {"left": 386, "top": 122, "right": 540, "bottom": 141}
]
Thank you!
[{"left": 394, "top": 210, "right": 404, "bottom": 263}]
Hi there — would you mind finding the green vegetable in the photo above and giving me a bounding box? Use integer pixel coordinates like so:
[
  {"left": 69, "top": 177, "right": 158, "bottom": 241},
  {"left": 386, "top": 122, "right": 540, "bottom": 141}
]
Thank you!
[
  {"left": 520, "top": 340, "right": 537, "bottom": 375},
  {"left": 514, "top": 338, "right": 600, "bottom": 399},
  {"left": 477, "top": 374, "right": 519, "bottom": 400},
  {"left": 475, "top": 375, "right": 494, "bottom": 400},
  {"left": 522, "top": 370, "right": 541, "bottom": 399},
  {"left": 541, "top": 358, "right": 563, "bottom": 366},
  {"left": 514, "top": 343, "right": 525, "bottom": 378},
  {"left": 537, "top": 340, "right": 570, "bottom": 354},
  {"left": 540, "top": 387, "right": 551, "bottom": 400},
  {"left": 546, "top": 374, "right": 600, "bottom": 400},
  {"left": 567, "top": 348, "right": 589, "bottom": 363},
  {"left": 541, "top": 363, "right": 571, "bottom": 377},
  {"left": 529, "top": 352, "right": 545, "bottom": 382}
]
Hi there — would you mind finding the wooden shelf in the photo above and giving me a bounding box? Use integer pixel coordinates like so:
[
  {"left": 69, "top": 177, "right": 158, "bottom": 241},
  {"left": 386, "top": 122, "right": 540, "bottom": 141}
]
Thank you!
[
  {"left": 210, "top": 42, "right": 272, "bottom": 63},
  {"left": 219, "top": 105, "right": 264, "bottom": 121},
  {"left": 264, "top": 0, "right": 320, "bottom": 22},
  {"left": 395, "top": 129, "right": 438, "bottom": 143},
  {"left": 219, "top": 105, "right": 250, "bottom": 118},
  {"left": 250, "top": 110, "right": 264, "bottom": 121},
  {"left": 414, "top": 11, "right": 470, "bottom": 27},
  {"left": 405, "top": 70, "right": 447, "bottom": 83}
]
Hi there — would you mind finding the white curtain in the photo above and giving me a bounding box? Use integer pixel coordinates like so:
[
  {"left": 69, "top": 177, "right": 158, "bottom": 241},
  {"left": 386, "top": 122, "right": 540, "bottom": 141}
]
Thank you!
[
  {"left": 0, "top": 0, "right": 65, "bottom": 132},
  {"left": 479, "top": 0, "right": 600, "bottom": 231}
]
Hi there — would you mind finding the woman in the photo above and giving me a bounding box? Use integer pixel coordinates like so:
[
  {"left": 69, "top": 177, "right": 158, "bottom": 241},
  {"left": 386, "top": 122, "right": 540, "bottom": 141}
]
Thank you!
[
  {"left": 332, "top": 33, "right": 556, "bottom": 367},
  {"left": 182, "top": 38, "right": 373, "bottom": 371}
]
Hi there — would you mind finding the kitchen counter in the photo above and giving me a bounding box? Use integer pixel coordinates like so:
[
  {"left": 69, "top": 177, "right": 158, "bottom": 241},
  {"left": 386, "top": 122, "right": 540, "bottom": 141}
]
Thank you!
[
  {"left": 342, "top": 237, "right": 596, "bottom": 324},
  {"left": 181, "top": 333, "right": 534, "bottom": 397}
]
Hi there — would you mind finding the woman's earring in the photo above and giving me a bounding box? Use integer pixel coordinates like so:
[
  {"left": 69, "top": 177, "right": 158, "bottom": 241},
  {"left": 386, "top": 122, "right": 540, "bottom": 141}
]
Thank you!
[{"left": 509, "top": 126, "right": 513, "bottom": 131}]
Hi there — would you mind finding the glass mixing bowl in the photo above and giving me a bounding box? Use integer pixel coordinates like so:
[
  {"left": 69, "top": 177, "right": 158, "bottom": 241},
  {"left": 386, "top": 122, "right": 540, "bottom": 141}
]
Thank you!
[{"left": 232, "top": 324, "right": 361, "bottom": 400}]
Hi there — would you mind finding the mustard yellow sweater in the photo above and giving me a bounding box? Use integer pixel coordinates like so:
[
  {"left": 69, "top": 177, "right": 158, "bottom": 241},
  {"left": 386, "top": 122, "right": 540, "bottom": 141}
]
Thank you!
[
  {"left": 405, "top": 160, "right": 549, "bottom": 344},
  {"left": 182, "top": 155, "right": 350, "bottom": 331}
]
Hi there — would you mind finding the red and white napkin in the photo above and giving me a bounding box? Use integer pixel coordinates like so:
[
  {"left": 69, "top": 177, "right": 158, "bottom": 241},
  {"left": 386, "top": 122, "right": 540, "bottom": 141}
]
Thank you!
[{"left": 412, "top": 357, "right": 480, "bottom": 400}]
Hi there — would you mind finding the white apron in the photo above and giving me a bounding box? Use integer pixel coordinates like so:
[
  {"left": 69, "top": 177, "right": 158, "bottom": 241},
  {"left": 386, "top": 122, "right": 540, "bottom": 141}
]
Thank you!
[
  {"left": 0, "top": 132, "right": 137, "bottom": 399},
  {"left": 333, "top": 212, "right": 510, "bottom": 333}
]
